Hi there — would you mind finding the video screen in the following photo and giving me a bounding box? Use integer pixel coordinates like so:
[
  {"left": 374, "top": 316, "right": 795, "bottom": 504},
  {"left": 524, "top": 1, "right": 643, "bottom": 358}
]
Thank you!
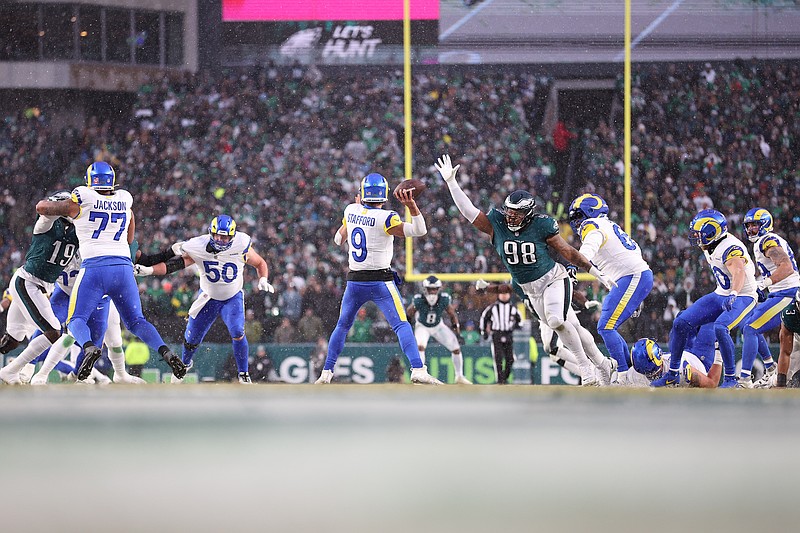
[{"left": 222, "top": 0, "right": 439, "bottom": 22}]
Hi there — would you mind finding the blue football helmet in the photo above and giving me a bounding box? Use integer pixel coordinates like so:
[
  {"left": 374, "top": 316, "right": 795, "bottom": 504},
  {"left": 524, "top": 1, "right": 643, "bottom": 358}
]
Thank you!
[
  {"left": 743, "top": 207, "right": 774, "bottom": 243},
  {"left": 501, "top": 190, "right": 536, "bottom": 231},
  {"left": 85, "top": 161, "right": 116, "bottom": 191},
  {"left": 688, "top": 209, "right": 727, "bottom": 247},
  {"left": 568, "top": 193, "right": 609, "bottom": 233},
  {"left": 631, "top": 338, "right": 664, "bottom": 380},
  {"left": 208, "top": 215, "right": 236, "bottom": 252},
  {"left": 361, "top": 173, "right": 389, "bottom": 203}
]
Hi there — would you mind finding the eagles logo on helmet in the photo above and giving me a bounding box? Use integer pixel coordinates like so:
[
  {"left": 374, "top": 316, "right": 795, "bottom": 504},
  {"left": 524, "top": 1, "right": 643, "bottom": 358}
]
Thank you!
[
  {"left": 501, "top": 190, "right": 536, "bottom": 232},
  {"left": 209, "top": 215, "right": 237, "bottom": 252},
  {"left": 422, "top": 275, "right": 442, "bottom": 305}
]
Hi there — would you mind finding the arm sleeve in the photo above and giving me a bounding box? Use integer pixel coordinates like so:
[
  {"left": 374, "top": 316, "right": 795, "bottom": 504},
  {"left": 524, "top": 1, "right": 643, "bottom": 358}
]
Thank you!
[
  {"left": 136, "top": 247, "right": 177, "bottom": 267},
  {"left": 578, "top": 227, "right": 606, "bottom": 263},
  {"left": 164, "top": 256, "right": 186, "bottom": 275},
  {"left": 446, "top": 179, "right": 481, "bottom": 223},
  {"left": 402, "top": 214, "right": 427, "bottom": 237},
  {"left": 33, "top": 215, "right": 57, "bottom": 235}
]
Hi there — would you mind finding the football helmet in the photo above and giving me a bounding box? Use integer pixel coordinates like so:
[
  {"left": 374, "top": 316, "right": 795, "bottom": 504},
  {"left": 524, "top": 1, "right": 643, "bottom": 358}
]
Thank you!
[
  {"left": 422, "top": 275, "right": 442, "bottom": 305},
  {"left": 688, "top": 209, "right": 727, "bottom": 247},
  {"left": 208, "top": 215, "right": 237, "bottom": 252},
  {"left": 631, "top": 338, "right": 663, "bottom": 380},
  {"left": 85, "top": 161, "right": 116, "bottom": 191},
  {"left": 743, "top": 208, "right": 774, "bottom": 243},
  {"left": 47, "top": 191, "right": 72, "bottom": 202},
  {"left": 360, "top": 173, "right": 389, "bottom": 203},
  {"left": 568, "top": 194, "right": 609, "bottom": 233},
  {"left": 501, "top": 190, "right": 536, "bottom": 232}
]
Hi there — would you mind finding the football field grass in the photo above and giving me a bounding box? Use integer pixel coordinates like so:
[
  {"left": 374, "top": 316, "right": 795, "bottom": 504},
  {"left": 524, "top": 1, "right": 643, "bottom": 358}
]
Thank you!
[{"left": 1, "top": 384, "right": 798, "bottom": 532}]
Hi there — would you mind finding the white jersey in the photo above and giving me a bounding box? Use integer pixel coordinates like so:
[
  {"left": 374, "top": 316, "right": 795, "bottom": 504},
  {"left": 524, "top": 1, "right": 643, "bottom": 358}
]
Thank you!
[
  {"left": 342, "top": 203, "right": 402, "bottom": 271},
  {"left": 56, "top": 251, "right": 82, "bottom": 295},
  {"left": 578, "top": 216, "right": 650, "bottom": 281},
  {"left": 70, "top": 186, "right": 134, "bottom": 260},
  {"left": 752, "top": 232, "right": 800, "bottom": 293},
  {"left": 703, "top": 234, "right": 757, "bottom": 298},
  {"left": 181, "top": 232, "right": 251, "bottom": 301}
]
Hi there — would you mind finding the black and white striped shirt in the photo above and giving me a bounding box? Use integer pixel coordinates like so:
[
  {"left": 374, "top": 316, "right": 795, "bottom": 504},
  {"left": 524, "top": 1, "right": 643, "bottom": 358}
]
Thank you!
[{"left": 480, "top": 301, "right": 521, "bottom": 335}]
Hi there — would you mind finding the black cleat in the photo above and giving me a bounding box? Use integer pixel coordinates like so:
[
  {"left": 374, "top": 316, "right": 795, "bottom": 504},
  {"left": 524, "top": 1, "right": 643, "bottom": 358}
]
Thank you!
[
  {"left": 238, "top": 372, "right": 252, "bottom": 384},
  {"left": 77, "top": 345, "right": 103, "bottom": 381},
  {"left": 162, "top": 351, "right": 187, "bottom": 379}
]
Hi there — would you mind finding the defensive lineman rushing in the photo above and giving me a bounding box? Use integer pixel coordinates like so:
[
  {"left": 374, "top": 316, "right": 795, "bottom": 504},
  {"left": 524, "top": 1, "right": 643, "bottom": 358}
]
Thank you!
[
  {"left": 317, "top": 172, "right": 440, "bottom": 384},
  {"left": 568, "top": 194, "right": 653, "bottom": 385},
  {"left": 652, "top": 209, "right": 757, "bottom": 388},
  {"left": 0, "top": 191, "right": 79, "bottom": 384},
  {"left": 33, "top": 161, "right": 186, "bottom": 381},
  {"left": 406, "top": 275, "right": 472, "bottom": 384},
  {"left": 135, "top": 215, "right": 274, "bottom": 384},
  {"left": 739, "top": 208, "right": 800, "bottom": 387},
  {"left": 437, "top": 154, "right": 616, "bottom": 386}
]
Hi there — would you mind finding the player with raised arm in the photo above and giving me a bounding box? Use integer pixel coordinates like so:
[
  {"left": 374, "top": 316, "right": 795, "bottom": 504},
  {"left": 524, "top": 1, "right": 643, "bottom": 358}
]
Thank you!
[
  {"left": 739, "top": 208, "right": 800, "bottom": 388},
  {"left": 652, "top": 209, "right": 757, "bottom": 388},
  {"left": 437, "top": 154, "right": 616, "bottom": 386},
  {"left": 568, "top": 194, "right": 653, "bottom": 386},
  {"left": 630, "top": 325, "right": 722, "bottom": 388},
  {"left": 316, "top": 173, "right": 440, "bottom": 385},
  {"left": 33, "top": 161, "right": 186, "bottom": 381},
  {"left": 406, "top": 275, "right": 471, "bottom": 384},
  {"left": 134, "top": 215, "right": 274, "bottom": 384},
  {"left": 0, "top": 192, "right": 79, "bottom": 385}
]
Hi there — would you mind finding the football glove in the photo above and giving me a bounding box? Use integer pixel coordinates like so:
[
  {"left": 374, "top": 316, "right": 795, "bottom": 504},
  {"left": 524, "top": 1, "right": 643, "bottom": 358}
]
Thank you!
[
  {"left": 258, "top": 277, "right": 275, "bottom": 293},
  {"left": 588, "top": 266, "right": 617, "bottom": 290},
  {"left": 757, "top": 277, "right": 773, "bottom": 291},
  {"left": 566, "top": 264, "right": 578, "bottom": 282},
  {"left": 434, "top": 154, "right": 460, "bottom": 182},
  {"left": 756, "top": 288, "right": 768, "bottom": 303},
  {"left": 585, "top": 300, "right": 602, "bottom": 311},
  {"left": 133, "top": 264, "right": 154, "bottom": 277},
  {"left": 722, "top": 293, "right": 737, "bottom": 312},
  {"left": 475, "top": 279, "right": 489, "bottom": 291}
]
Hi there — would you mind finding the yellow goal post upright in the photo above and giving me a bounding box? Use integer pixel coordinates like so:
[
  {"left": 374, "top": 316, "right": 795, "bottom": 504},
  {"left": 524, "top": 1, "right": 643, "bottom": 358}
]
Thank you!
[{"left": 402, "top": 0, "right": 633, "bottom": 284}]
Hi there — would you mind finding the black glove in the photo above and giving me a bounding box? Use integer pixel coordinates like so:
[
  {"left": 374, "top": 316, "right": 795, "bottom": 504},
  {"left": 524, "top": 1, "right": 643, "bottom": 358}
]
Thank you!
[
  {"left": 756, "top": 288, "right": 768, "bottom": 303},
  {"left": 566, "top": 264, "right": 578, "bottom": 282}
]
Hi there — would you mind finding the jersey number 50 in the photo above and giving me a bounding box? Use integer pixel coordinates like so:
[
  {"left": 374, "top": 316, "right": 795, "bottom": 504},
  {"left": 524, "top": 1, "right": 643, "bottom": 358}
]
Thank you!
[{"left": 504, "top": 241, "right": 537, "bottom": 265}]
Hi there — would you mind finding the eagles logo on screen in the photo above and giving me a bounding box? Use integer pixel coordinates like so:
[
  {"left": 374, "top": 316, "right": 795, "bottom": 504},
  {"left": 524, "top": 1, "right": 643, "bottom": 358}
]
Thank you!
[{"left": 280, "top": 28, "right": 323, "bottom": 57}]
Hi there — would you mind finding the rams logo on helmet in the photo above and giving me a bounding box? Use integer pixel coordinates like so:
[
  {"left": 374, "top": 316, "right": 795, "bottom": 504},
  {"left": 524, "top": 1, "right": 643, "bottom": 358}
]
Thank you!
[
  {"left": 631, "top": 338, "right": 663, "bottom": 380},
  {"left": 568, "top": 194, "right": 609, "bottom": 233},
  {"left": 688, "top": 209, "right": 727, "bottom": 247},
  {"left": 743, "top": 207, "right": 774, "bottom": 243},
  {"left": 209, "top": 215, "right": 236, "bottom": 252}
]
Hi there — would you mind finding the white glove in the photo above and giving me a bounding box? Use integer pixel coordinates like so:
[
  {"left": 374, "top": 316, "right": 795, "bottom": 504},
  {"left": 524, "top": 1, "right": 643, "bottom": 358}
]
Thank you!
[
  {"left": 258, "top": 277, "right": 275, "bottom": 293},
  {"left": 133, "top": 264, "right": 154, "bottom": 277},
  {"left": 171, "top": 241, "right": 185, "bottom": 256},
  {"left": 757, "top": 277, "right": 773, "bottom": 291},
  {"left": 434, "top": 154, "right": 460, "bottom": 182},
  {"left": 475, "top": 279, "right": 489, "bottom": 291},
  {"left": 585, "top": 300, "right": 602, "bottom": 310},
  {"left": 588, "top": 265, "right": 617, "bottom": 290}
]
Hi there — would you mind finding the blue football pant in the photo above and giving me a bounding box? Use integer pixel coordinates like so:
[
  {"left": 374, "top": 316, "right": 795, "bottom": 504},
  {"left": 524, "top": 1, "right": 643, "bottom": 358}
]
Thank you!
[
  {"left": 183, "top": 292, "right": 248, "bottom": 373},
  {"left": 598, "top": 270, "right": 653, "bottom": 372}
]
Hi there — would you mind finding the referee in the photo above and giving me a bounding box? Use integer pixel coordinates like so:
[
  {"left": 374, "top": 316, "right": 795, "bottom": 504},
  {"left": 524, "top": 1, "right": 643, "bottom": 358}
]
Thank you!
[{"left": 480, "top": 287, "right": 521, "bottom": 384}]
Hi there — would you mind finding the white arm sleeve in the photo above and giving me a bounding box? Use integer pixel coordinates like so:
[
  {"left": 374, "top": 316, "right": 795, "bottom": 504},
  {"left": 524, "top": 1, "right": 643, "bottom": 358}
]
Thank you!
[
  {"left": 578, "top": 230, "right": 605, "bottom": 263},
  {"left": 334, "top": 230, "right": 343, "bottom": 245},
  {"left": 446, "top": 179, "right": 481, "bottom": 223},
  {"left": 33, "top": 215, "right": 57, "bottom": 235},
  {"left": 403, "top": 214, "right": 427, "bottom": 237}
]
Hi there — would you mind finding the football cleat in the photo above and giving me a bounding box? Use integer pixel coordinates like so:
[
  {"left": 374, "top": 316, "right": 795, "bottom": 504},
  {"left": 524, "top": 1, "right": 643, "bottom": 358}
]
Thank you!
[
  {"left": 162, "top": 350, "right": 187, "bottom": 379},
  {"left": 579, "top": 365, "right": 599, "bottom": 386},
  {"left": 737, "top": 375, "right": 754, "bottom": 389},
  {"left": 719, "top": 376, "right": 739, "bottom": 389},
  {"left": 170, "top": 360, "right": 192, "bottom": 384},
  {"left": 410, "top": 365, "right": 443, "bottom": 385},
  {"left": 29, "top": 374, "right": 49, "bottom": 386},
  {"left": 315, "top": 369, "right": 333, "bottom": 384},
  {"left": 76, "top": 345, "right": 103, "bottom": 382},
  {"left": 650, "top": 369, "right": 680, "bottom": 388},
  {"left": 238, "top": 372, "right": 252, "bottom": 384},
  {"left": 753, "top": 365, "right": 777, "bottom": 389},
  {"left": 0, "top": 366, "right": 21, "bottom": 385},
  {"left": 113, "top": 372, "right": 146, "bottom": 385},
  {"left": 19, "top": 363, "right": 35, "bottom": 384},
  {"left": 455, "top": 375, "right": 472, "bottom": 385},
  {"left": 596, "top": 357, "right": 617, "bottom": 386}
]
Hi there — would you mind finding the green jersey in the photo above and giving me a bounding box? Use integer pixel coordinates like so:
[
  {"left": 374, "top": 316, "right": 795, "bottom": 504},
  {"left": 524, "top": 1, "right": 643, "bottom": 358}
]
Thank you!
[
  {"left": 782, "top": 304, "right": 800, "bottom": 334},
  {"left": 487, "top": 208, "right": 558, "bottom": 284},
  {"left": 23, "top": 217, "right": 79, "bottom": 283},
  {"left": 413, "top": 292, "right": 452, "bottom": 327}
]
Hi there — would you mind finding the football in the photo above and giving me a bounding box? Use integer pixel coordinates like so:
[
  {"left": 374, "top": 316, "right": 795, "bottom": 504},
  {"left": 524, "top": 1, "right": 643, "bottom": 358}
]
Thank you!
[{"left": 393, "top": 178, "right": 427, "bottom": 199}]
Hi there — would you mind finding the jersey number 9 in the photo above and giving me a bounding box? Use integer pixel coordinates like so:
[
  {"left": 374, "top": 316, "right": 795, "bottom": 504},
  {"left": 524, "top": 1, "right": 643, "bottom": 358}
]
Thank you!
[{"left": 351, "top": 227, "right": 367, "bottom": 263}]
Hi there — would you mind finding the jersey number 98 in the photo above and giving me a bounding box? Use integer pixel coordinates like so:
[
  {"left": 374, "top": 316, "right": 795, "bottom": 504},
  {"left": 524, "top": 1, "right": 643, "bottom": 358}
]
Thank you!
[{"left": 504, "top": 241, "right": 537, "bottom": 265}]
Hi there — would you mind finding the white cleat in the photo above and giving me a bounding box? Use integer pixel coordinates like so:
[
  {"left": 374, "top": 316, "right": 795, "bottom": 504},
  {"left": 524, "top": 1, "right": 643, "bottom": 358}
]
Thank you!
[
  {"left": 410, "top": 365, "right": 443, "bottom": 385},
  {"left": 579, "top": 365, "right": 599, "bottom": 387},
  {"left": 19, "top": 363, "right": 36, "bottom": 384},
  {"left": 113, "top": 372, "right": 146, "bottom": 385},
  {"left": 0, "top": 367, "right": 21, "bottom": 385},
  {"left": 91, "top": 369, "right": 112, "bottom": 385},
  {"left": 455, "top": 375, "right": 473, "bottom": 385},
  {"left": 29, "top": 373, "right": 49, "bottom": 386},
  {"left": 315, "top": 369, "right": 333, "bottom": 384},
  {"left": 596, "top": 357, "right": 616, "bottom": 386},
  {"left": 611, "top": 369, "right": 629, "bottom": 387},
  {"left": 753, "top": 365, "right": 777, "bottom": 389},
  {"left": 737, "top": 376, "right": 754, "bottom": 389}
]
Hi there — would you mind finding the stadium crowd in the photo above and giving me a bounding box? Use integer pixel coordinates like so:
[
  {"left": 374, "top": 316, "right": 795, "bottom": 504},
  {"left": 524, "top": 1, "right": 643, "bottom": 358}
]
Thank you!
[{"left": 1, "top": 59, "right": 798, "bottom": 344}]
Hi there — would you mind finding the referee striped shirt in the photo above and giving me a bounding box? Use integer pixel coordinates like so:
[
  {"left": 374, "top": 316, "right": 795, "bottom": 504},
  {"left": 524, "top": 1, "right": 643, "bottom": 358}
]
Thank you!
[{"left": 480, "top": 301, "right": 521, "bottom": 334}]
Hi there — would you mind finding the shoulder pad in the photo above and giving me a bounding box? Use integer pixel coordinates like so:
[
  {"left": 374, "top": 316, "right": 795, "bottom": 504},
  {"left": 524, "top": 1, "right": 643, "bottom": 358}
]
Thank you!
[
  {"left": 722, "top": 245, "right": 746, "bottom": 264},
  {"left": 579, "top": 220, "right": 601, "bottom": 241}
]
